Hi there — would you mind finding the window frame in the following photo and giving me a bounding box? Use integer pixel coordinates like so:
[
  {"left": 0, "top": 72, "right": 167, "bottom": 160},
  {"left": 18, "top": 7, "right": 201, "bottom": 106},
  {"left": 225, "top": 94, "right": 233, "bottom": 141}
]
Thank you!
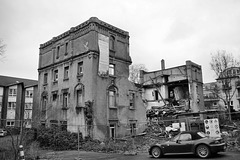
[
  {"left": 56, "top": 46, "right": 60, "bottom": 59},
  {"left": 130, "top": 123, "right": 136, "bottom": 136},
  {"left": 129, "top": 92, "right": 135, "bottom": 109},
  {"left": 77, "top": 62, "right": 83, "bottom": 76},
  {"left": 109, "top": 64, "right": 115, "bottom": 76},
  {"left": 53, "top": 69, "right": 58, "bottom": 82},
  {"left": 63, "top": 92, "right": 68, "bottom": 109},
  {"left": 64, "top": 66, "right": 69, "bottom": 80},
  {"left": 109, "top": 35, "right": 115, "bottom": 51},
  {"left": 108, "top": 90, "right": 116, "bottom": 108},
  {"left": 9, "top": 89, "right": 17, "bottom": 96},
  {"left": 109, "top": 123, "right": 116, "bottom": 139},
  {"left": 179, "top": 133, "right": 192, "bottom": 141},
  {"left": 77, "top": 89, "right": 84, "bottom": 107},
  {"left": 43, "top": 73, "right": 48, "bottom": 84},
  {"left": 65, "top": 42, "right": 68, "bottom": 55},
  {"left": 6, "top": 120, "right": 15, "bottom": 127},
  {"left": 8, "top": 102, "right": 16, "bottom": 110}
]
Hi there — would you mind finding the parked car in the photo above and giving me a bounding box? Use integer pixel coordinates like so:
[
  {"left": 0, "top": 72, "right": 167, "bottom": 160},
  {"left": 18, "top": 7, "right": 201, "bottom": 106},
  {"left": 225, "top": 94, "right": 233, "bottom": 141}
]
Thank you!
[
  {"left": 0, "top": 128, "right": 7, "bottom": 137},
  {"left": 149, "top": 131, "right": 226, "bottom": 158}
]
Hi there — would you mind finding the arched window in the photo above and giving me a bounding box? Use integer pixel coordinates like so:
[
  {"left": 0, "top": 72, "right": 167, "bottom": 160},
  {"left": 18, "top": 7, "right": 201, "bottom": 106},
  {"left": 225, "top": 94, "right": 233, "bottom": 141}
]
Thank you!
[
  {"left": 41, "top": 91, "right": 48, "bottom": 118},
  {"left": 108, "top": 85, "right": 118, "bottom": 108},
  {"left": 75, "top": 83, "right": 84, "bottom": 107},
  {"left": 109, "top": 36, "right": 115, "bottom": 50}
]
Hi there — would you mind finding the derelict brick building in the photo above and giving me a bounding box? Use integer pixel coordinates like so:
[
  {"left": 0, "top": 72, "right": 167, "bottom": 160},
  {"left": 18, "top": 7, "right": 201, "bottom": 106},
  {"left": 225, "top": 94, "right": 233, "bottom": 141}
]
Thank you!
[{"left": 37, "top": 17, "right": 146, "bottom": 140}]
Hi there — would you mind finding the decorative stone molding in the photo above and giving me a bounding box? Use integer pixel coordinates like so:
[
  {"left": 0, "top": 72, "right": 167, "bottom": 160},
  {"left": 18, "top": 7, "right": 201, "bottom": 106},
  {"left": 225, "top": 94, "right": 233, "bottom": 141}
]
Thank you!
[{"left": 40, "top": 17, "right": 129, "bottom": 49}]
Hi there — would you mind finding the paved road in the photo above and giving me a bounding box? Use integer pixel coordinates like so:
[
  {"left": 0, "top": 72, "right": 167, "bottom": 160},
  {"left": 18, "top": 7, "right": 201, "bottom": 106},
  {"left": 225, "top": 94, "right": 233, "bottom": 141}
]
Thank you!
[{"left": 40, "top": 151, "right": 240, "bottom": 160}]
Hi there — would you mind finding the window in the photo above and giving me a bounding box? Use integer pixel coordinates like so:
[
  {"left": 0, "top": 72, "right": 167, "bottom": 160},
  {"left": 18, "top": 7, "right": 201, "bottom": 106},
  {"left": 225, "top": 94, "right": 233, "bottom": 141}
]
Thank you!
[
  {"left": 63, "top": 92, "right": 68, "bottom": 109},
  {"left": 179, "top": 133, "right": 192, "bottom": 141},
  {"left": 25, "top": 90, "right": 33, "bottom": 98},
  {"left": 130, "top": 123, "right": 136, "bottom": 136},
  {"left": 50, "top": 120, "right": 58, "bottom": 128},
  {"left": 195, "top": 69, "right": 198, "bottom": 80},
  {"left": 25, "top": 103, "right": 33, "bottom": 109},
  {"left": 233, "top": 69, "right": 236, "bottom": 75},
  {"left": 64, "top": 66, "right": 69, "bottom": 79},
  {"left": 44, "top": 73, "right": 48, "bottom": 84},
  {"left": 56, "top": 46, "right": 60, "bottom": 59},
  {"left": 52, "top": 93, "right": 58, "bottom": 101},
  {"left": 24, "top": 109, "right": 32, "bottom": 120},
  {"left": 77, "top": 62, "right": 83, "bottom": 75},
  {"left": 77, "top": 89, "right": 84, "bottom": 107},
  {"left": 109, "top": 124, "right": 116, "bottom": 139},
  {"left": 231, "top": 101, "right": 233, "bottom": 105},
  {"left": 109, "top": 64, "right": 115, "bottom": 76},
  {"left": 109, "top": 36, "right": 115, "bottom": 50},
  {"left": 65, "top": 42, "right": 68, "bottom": 55},
  {"left": 129, "top": 92, "right": 135, "bottom": 109},
  {"left": 154, "top": 90, "right": 159, "bottom": 100},
  {"left": 54, "top": 70, "right": 58, "bottom": 82},
  {"left": 42, "top": 96, "right": 47, "bottom": 112},
  {"left": 109, "top": 90, "right": 116, "bottom": 108},
  {"left": 8, "top": 102, "right": 16, "bottom": 109},
  {"left": 9, "top": 89, "right": 17, "bottom": 96},
  {"left": 6, "top": 120, "right": 15, "bottom": 127}
]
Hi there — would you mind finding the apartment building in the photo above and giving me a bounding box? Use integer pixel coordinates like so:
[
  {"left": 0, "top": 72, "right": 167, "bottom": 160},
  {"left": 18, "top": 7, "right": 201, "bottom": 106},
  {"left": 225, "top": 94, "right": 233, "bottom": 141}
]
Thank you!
[
  {"left": 0, "top": 75, "right": 38, "bottom": 128},
  {"left": 37, "top": 17, "right": 146, "bottom": 140},
  {"left": 203, "top": 67, "right": 240, "bottom": 112}
]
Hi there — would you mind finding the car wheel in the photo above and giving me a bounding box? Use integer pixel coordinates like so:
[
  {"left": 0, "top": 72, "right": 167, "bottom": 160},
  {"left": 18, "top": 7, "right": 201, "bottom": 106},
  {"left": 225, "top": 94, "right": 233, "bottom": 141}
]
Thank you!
[
  {"left": 196, "top": 144, "right": 211, "bottom": 158},
  {"left": 151, "top": 146, "right": 162, "bottom": 158}
]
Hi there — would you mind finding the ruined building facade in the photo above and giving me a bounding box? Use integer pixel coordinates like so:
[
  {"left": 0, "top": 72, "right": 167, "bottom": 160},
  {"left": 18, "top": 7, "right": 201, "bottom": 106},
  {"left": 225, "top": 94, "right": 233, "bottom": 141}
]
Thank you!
[
  {"left": 140, "top": 60, "right": 204, "bottom": 113},
  {"left": 37, "top": 17, "right": 146, "bottom": 140}
]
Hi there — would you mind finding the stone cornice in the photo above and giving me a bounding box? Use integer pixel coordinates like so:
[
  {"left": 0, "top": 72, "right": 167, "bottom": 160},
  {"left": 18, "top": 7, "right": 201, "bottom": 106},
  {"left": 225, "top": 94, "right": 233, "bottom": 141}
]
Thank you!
[{"left": 40, "top": 17, "right": 129, "bottom": 49}]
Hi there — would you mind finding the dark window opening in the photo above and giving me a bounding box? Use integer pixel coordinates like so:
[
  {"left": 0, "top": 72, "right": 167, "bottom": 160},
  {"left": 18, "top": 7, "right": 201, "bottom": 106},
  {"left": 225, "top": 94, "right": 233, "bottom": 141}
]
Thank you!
[
  {"left": 109, "top": 124, "right": 116, "bottom": 139},
  {"left": 44, "top": 73, "right": 48, "bottom": 84},
  {"left": 129, "top": 92, "right": 135, "bottom": 109},
  {"left": 130, "top": 123, "right": 136, "bottom": 136},
  {"left": 65, "top": 42, "right": 68, "bottom": 55},
  {"left": 77, "top": 62, "right": 83, "bottom": 75},
  {"left": 64, "top": 66, "right": 69, "bottom": 79},
  {"left": 109, "top": 36, "right": 115, "bottom": 50},
  {"left": 154, "top": 90, "right": 159, "bottom": 100},
  {"left": 53, "top": 93, "right": 57, "bottom": 101},
  {"left": 56, "top": 46, "right": 60, "bottom": 59}
]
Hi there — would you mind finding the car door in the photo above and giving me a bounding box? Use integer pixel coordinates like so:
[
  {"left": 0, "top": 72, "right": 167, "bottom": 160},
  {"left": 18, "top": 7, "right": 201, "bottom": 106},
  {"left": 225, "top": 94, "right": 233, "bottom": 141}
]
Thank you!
[
  {"left": 164, "top": 133, "right": 193, "bottom": 154},
  {"left": 175, "top": 133, "right": 193, "bottom": 153}
]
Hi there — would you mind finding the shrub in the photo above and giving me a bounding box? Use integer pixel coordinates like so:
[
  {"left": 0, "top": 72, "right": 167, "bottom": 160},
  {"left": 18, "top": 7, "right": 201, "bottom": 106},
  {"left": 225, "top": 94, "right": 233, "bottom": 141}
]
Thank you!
[{"left": 36, "top": 126, "right": 83, "bottom": 150}]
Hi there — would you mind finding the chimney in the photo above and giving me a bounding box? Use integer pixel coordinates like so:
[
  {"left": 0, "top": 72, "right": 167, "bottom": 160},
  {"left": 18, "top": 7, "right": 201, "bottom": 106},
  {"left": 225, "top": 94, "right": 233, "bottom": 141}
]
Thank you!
[{"left": 161, "top": 59, "right": 165, "bottom": 70}]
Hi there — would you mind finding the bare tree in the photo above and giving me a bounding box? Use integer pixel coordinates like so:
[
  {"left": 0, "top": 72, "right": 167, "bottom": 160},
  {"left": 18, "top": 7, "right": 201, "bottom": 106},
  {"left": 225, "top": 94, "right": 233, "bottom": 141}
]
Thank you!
[
  {"left": 0, "top": 39, "right": 6, "bottom": 59},
  {"left": 129, "top": 64, "right": 148, "bottom": 83},
  {"left": 210, "top": 50, "right": 240, "bottom": 121}
]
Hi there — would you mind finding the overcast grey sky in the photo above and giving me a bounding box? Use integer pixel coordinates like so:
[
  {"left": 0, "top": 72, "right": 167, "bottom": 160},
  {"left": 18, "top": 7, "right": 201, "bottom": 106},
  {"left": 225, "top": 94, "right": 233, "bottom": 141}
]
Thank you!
[{"left": 0, "top": 0, "right": 240, "bottom": 83}]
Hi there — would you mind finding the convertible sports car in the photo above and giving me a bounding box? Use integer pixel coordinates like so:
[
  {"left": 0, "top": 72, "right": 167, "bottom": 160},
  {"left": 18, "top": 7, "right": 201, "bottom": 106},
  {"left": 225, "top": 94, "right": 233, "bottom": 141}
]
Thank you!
[{"left": 149, "top": 131, "right": 226, "bottom": 158}]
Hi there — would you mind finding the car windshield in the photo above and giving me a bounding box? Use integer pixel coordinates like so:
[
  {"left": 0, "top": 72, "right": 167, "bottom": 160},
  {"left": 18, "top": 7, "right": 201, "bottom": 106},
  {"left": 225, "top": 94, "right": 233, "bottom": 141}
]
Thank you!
[{"left": 197, "top": 132, "right": 206, "bottom": 138}]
